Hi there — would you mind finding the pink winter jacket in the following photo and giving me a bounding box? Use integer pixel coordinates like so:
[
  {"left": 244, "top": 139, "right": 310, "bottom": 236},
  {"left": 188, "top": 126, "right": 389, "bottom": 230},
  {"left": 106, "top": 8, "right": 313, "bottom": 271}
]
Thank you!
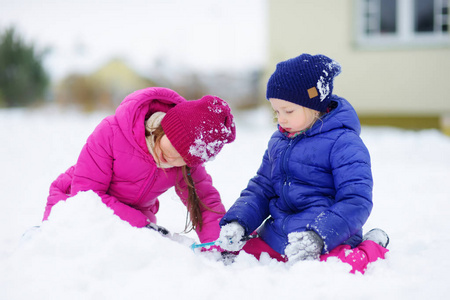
[{"left": 44, "top": 87, "right": 226, "bottom": 243}]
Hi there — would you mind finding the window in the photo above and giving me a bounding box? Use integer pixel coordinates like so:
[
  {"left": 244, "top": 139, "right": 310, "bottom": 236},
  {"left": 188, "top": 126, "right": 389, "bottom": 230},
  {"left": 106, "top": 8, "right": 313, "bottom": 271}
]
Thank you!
[
  {"left": 356, "top": 0, "right": 450, "bottom": 47},
  {"left": 365, "top": 0, "right": 397, "bottom": 35},
  {"left": 415, "top": 0, "right": 448, "bottom": 33}
]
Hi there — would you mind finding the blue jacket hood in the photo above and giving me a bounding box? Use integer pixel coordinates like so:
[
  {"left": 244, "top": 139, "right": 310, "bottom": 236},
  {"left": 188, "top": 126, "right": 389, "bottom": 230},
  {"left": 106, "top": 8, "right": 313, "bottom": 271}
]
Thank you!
[{"left": 307, "top": 95, "right": 361, "bottom": 138}]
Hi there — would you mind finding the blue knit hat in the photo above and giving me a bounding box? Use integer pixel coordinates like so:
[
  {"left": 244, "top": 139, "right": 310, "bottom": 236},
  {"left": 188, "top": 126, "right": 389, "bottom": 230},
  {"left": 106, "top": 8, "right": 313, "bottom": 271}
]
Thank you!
[{"left": 266, "top": 54, "right": 342, "bottom": 112}]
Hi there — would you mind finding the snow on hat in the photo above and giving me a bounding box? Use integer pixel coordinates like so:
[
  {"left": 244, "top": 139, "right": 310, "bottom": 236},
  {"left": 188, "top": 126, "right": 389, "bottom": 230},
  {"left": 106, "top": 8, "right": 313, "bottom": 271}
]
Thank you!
[
  {"left": 266, "top": 53, "right": 342, "bottom": 112},
  {"left": 161, "top": 95, "right": 236, "bottom": 167}
]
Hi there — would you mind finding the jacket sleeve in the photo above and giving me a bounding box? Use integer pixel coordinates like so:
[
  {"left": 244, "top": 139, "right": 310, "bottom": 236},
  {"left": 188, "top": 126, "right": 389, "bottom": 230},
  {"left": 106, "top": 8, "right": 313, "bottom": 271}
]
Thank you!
[
  {"left": 308, "top": 132, "right": 373, "bottom": 253},
  {"left": 43, "top": 166, "right": 74, "bottom": 221},
  {"left": 71, "top": 118, "right": 150, "bottom": 228},
  {"left": 175, "top": 165, "right": 226, "bottom": 243},
  {"left": 219, "top": 148, "right": 275, "bottom": 235}
]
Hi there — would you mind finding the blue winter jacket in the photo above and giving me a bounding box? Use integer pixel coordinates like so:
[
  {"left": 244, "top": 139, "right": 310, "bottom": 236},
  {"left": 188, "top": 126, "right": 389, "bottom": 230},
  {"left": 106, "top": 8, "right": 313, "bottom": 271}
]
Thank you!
[{"left": 220, "top": 95, "right": 373, "bottom": 255}]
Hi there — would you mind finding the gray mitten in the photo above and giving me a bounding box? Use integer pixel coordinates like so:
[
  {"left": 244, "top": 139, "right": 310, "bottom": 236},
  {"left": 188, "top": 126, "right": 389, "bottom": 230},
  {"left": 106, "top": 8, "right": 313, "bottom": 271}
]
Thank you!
[
  {"left": 218, "top": 222, "right": 246, "bottom": 251},
  {"left": 285, "top": 231, "right": 324, "bottom": 264}
]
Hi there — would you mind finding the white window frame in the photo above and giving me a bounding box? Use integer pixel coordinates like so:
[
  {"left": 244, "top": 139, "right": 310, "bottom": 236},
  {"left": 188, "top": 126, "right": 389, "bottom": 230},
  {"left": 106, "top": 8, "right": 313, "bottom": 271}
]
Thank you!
[{"left": 355, "top": 0, "right": 450, "bottom": 48}]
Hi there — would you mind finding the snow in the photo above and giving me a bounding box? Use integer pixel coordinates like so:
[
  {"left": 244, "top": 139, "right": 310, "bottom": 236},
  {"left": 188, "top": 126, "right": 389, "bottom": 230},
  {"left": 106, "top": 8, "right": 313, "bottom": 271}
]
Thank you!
[
  {"left": 285, "top": 231, "right": 322, "bottom": 262},
  {"left": 1, "top": 106, "right": 450, "bottom": 299},
  {"left": 217, "top": 222, "right": 246, "bottom": 252},
  {"left": 317, "top": 60, "right": 341, "bottom": 102},
  {"left": 188, "top": 98, "right": 234, "bottom": 162},
  {"left": 317, "top": 75, "right": 331, "bottom": 101}
]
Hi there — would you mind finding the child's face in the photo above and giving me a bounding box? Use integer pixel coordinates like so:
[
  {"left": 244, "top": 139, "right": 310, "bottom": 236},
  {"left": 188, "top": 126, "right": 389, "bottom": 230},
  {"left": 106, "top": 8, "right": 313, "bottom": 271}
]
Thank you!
[
  {"left": 155, "top": 135, "right": 187, "bottom": 167},
  {"left": 269, "top": 98, "right": 318, "bottom": 133}
]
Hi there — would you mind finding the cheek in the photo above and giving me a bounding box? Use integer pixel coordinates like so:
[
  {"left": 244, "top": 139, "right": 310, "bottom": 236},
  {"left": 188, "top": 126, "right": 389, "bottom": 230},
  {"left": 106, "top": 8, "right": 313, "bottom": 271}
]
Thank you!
[
  {"left": 293, "top": 112, "right": 306, "bottom": 124},
  {"left": 160, "top": 138, "right": 174, "bottom": 155},
  {"left": 304, "top": 113, "right": 313, "bottom": 125},
  {"left": 301, "top": 111, "right": 313, "bottom": 124}
]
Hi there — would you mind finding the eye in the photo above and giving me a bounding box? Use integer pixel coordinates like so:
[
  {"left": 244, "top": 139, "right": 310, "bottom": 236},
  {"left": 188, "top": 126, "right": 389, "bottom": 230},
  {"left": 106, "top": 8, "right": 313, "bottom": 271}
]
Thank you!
[{"left": 286, "top": 110, "right": 294, "bottom": 114}]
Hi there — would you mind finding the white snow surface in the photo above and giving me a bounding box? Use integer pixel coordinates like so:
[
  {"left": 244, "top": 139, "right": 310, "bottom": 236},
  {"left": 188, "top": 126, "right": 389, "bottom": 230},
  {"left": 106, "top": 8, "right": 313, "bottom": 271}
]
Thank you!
[{"left": 1, "top": 106, "right": 450, "bottom": 299}]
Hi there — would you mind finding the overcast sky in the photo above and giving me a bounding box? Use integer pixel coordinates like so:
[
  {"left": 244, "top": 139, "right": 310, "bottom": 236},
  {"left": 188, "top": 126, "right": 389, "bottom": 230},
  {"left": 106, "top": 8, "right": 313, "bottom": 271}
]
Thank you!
[{"left": 0, "top": 0, "right": 267, "bottom": 80}]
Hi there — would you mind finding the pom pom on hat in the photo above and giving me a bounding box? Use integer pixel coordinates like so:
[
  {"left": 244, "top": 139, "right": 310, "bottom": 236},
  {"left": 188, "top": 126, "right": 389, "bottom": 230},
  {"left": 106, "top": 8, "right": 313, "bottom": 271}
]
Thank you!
[
  {"left": 161, "top": 95, "right": 236, "bottom": 167},
  {"left": 266, "top": 53, "right": 342, "bottom": 112}
]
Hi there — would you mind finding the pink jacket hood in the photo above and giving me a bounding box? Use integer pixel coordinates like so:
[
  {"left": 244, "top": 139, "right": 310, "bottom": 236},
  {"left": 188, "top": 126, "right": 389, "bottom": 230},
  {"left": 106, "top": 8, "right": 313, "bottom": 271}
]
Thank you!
[
  {"left": 115, "top": 87, "right": 184, "bottom": 156},
  {"left": 44, "top": 87, "right": 226, "bottom": 243}
]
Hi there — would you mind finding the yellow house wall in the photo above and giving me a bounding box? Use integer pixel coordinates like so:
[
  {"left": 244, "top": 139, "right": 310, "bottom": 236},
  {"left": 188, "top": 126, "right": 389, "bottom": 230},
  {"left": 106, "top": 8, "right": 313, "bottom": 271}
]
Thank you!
[{"left": 267, "top": 0, "right": 450, "bottom": 118}]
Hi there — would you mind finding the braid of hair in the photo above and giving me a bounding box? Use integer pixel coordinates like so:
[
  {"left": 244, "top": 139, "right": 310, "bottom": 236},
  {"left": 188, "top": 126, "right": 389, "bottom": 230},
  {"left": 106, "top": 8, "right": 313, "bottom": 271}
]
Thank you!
[{"left": 182, "top": 166, "right": 204, "bottom": 232}]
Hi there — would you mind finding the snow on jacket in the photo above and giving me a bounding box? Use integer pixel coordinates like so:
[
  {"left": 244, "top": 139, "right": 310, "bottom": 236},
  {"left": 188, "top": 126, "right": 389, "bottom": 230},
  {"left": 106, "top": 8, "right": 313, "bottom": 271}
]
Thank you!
[
  {"left": 220, "top": 95, "right": 373, "bottom": 254},
  {"left": 44, "top": 87, "right": 226, "bottom": 243}
]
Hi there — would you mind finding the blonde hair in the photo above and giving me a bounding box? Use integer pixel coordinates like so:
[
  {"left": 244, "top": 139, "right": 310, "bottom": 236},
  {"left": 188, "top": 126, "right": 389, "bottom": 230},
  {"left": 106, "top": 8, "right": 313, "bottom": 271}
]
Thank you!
[
  {"left": 273, "top": 105, "right": 325, "bottom": 132},
  {"left": 303, "top": 106, "right": 325, "bottom": 129}
]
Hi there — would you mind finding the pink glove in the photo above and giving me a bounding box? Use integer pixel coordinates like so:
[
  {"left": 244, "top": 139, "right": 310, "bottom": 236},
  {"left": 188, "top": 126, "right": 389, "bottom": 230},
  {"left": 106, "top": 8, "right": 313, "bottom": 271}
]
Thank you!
[{"left": 200, "top": 244, "right": 225, "bottom": 253}]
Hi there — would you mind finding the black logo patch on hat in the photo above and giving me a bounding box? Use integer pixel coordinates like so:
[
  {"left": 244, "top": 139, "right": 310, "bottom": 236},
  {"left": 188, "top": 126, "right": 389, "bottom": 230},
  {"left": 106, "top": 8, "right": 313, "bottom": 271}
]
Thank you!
[{"left": 307, "top": 87, "right": 318, "bottom": 99}]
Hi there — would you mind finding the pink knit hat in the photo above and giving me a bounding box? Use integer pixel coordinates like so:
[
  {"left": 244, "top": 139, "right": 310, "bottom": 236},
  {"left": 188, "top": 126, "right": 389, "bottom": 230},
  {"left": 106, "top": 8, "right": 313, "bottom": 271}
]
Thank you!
[{"left": 161, "top": 95, "right": 236, "bottom": 167}]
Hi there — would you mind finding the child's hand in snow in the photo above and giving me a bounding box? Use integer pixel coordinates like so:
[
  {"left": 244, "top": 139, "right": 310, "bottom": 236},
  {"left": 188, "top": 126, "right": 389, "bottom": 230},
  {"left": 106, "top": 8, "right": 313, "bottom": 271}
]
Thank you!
[
  {"left": 285, "top": 231, "right": 323, "bottom": 264},
  {"left": 218, "top": 222, "right": 246, "bottom": 251}
]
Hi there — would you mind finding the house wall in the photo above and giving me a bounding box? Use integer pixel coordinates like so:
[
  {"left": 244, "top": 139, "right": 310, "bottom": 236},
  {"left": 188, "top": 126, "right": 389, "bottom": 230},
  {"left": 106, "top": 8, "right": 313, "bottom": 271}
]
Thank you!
[{"left": 266, "top": 0, "right": 450, "bottom": 130}]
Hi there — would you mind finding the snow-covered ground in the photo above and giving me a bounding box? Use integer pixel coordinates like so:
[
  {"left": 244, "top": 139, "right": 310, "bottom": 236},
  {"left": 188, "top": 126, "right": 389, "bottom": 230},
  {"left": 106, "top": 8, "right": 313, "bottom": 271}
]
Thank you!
[{"left": 1, "top": 106, "right": 449, "bottom": 299}]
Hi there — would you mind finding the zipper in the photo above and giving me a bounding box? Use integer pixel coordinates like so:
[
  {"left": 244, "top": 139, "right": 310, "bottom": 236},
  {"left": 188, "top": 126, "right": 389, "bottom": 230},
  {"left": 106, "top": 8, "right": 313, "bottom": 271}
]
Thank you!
[
  {"left": 281, "top": 139, "right": 295, "bottom": 212},
  {"left": 280, "top": 135, "right": 304, "bottom": 212}
]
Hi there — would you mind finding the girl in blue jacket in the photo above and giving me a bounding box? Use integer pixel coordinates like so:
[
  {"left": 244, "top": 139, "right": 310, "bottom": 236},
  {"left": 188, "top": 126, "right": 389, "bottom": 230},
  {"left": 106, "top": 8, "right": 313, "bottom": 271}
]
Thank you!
[{"left": 218, "top": 54, "right": 389, "bottom": 273}]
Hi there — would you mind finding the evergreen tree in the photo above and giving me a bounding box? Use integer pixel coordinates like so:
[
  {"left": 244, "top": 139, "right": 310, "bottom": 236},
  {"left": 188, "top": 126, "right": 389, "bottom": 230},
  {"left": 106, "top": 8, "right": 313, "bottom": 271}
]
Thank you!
[{"left": 0, "top": 27, "right": 49, "bottom": 107}]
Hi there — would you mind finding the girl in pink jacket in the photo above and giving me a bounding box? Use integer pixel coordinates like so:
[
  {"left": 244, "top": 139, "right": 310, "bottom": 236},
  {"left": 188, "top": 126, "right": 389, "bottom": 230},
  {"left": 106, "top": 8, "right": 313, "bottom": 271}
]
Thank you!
[{"left": 43, "top": 87, "right": 236, "bottom": 243}]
